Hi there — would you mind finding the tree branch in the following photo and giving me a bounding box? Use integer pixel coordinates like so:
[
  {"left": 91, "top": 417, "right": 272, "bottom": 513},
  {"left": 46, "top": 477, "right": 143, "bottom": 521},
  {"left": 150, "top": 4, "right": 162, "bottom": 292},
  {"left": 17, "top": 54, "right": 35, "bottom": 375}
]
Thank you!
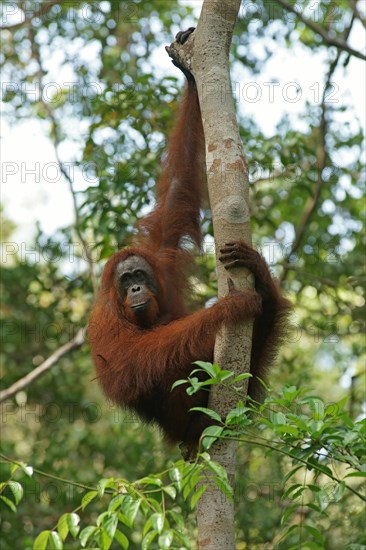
[
  {"left": 349, "top": 0, "right": 366, "bottom": 29},
  {"left": 280, "top": 16, "right": 356, "bottom": 283},
  {"left": 274, "top": 0, "right": 366, "bottom": 60},
  {"left": 0, "top": 329, "right": 85, "bottom": 403},
  {"left": 27, "top": 25, "right": 98, "bottom": 294}
]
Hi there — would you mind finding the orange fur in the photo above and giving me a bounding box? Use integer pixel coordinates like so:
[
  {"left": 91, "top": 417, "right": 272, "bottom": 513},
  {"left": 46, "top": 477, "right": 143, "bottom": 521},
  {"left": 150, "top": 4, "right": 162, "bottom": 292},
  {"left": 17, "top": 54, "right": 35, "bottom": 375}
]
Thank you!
[{"left": 89, "top": 55, "right": 291, "bottom": 445}]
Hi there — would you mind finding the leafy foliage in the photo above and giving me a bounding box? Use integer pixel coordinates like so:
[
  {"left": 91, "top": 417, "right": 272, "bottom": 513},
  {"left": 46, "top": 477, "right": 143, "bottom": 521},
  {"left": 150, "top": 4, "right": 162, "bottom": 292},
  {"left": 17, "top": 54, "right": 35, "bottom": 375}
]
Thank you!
[{"left": 1, "top": 374, "right": 364, "bottom": 549}]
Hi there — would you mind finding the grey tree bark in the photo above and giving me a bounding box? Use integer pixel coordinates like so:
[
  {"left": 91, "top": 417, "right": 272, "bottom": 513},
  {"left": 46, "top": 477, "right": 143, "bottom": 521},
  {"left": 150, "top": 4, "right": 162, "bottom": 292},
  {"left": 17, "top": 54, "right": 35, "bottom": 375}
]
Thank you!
[{"left": 167, "top": 1, "right": 252, "bottom": 547}]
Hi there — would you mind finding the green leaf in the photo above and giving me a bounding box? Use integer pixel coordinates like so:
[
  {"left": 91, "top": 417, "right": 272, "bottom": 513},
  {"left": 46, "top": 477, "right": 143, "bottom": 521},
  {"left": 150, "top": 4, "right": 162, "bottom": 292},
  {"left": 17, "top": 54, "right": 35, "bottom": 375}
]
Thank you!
[
  {"left": 146, "top": 497, "right": 161, "bottom": 513},
  {"left": 274, "top": 424, "right": 299, "bottom": 436},
  {"left": 325, "top": 396, "right": 348, "bottom": 416},
  {"left": 102, "top": 512, "right": 118, "bottom": 539},
  {"left": 306, "top": 458, "right": 333, "bottom": 477},
  {"left": 192, "top": 361, "right": 218, "bottom": 377},
  {"left": 283, "top": 465, "right": 303, "bottom": 483},
  {"left": 137, "top": 476, "right": 163, "bottom": 487},
  {"left": 122, "top": 496, "right": 141, "bottom": 528},
  {"left": 291, "top": 486, "right": 307, "bottom": 500},
  {"left": 169, "top": 467, "right": 182, "bottom": 489},
  {"left": 282, "top": 386, "right": 300, "bottom": 402},
  {"left": 57, "top": 512, "right": 79, "bottom": 540},
  {"left": 286, "top": 414, "right": 309, "bottom": 431},
  {"left": 49, "top": 531, "right": 63, "bottom": 550},
  {"left": 32, "top": 530, "right": 63, "bottom": 550},
  {"left": 304, "top": 524, "right": 325, "bottom": 544},
  {"left": 142, "top": 529, "right": 158, "bottom": 549},
  {"left": 282, "top": 483, "right": 303, "bottom": 499},
  {"left": 270, "top": 411, "right": 287, "bottom": 425},
  {"left": 114, "top": 529, "right": 129, "bottom": 549},
  {"left": 10, "top": 464, "right": 19, "bottom": 476},
  {"left": 99, "top": 526, "right": 113, "bottom": 550},
  {"left": 158, "top": 530, "right": 174, "bottom": 548},
  {"left": 281, "top": 523, "right": 298, "bottom": 541},
  {"left": 304, "top": 397, "right": 325, "bottom": 421},
  {"left": 171, "top": 379, "right": 188, "bottom": 390},
  {"left": 300, "top": 541, "right": 325, "bottom": 550},
  {"left": 150, "top": 512, "right": 164, "bottom": 533},
  {"left": 79, "top": 525, "right": 98, "bottom": 547},
  {"left": 225, "top": 406, "right": 250, "bottom": 425},
  {"left": 57, "top": 514, "right": 69, "bottom": 541},
  {"left": 143, "top": 516, "right": 153, "bottom": 537},
  {"left": 231, "top": 373, "right": 252, "bottom": 383},
  {"left": 217, "top": 370, "right": 236, "bottom": 382},
  {"left": 186, "top": 379, "right": 201, "bottom": 395},
  {"left": 307, "top": 484, "right": 321, "bottom": 493},
  {"left": 189, "top": 407, "right": 222, "bottom": 422},
  {"left": 333, "top": 481, "right": 346, "bottom": 501},
  {"left": 202, "top": 455, "right": 233, "bottom": 499},
  {"left": 98, "top": 477, "right": 117, "bottom": 496},
  {"left": 317, "top": 490, "right": 331, "bottom": 512},
  {"left": 189, "top": 378, "right": 219, "bottom": 387},
  {"left": 201, "top": 426, "right": 224, "bottom": 449},
  {"left": 33, "top": 531, "right": 51, "bottom": 550},
  {"left": 172, "top": 528, "right": 191, "bottom": 547},
  {"left": 7, "top": 481, "right": 23, "bottom": 504},
  {"left": 81, "top": 490, "right": 98, "bottom": 510},
  {"left": 181, "top": 467, "right": 204, "bottom": 501},
  {"left": 190, "top": 483, "right": 207, "bottom": 509},
  {"left": 307, "top": 502, "right": 322, "bottom": 514},
  {"left": 280, "top": 504, "right": 297, "bottom": 525},
  {"left": 167, "top": 510, "right": 185, "bottom": 530},
  {"left": 0, "top": 495, "right": 16, "bottom": 512},
  {"left": 97, "top": 478, "right": 109, "bottom": 496},
  {"left": 19, "top": 463, "right": 33, "bottom": 477},
  {"left": 162, "top": 485, "right": 177, "bottom": 499},
  {"left": 109, "top": 493, "right": 126, "bottom": 511}
]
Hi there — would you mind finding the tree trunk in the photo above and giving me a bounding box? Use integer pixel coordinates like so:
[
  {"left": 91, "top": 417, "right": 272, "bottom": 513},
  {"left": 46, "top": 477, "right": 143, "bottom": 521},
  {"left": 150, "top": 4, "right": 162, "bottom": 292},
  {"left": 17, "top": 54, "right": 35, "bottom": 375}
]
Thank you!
[{"left": 168, "top": 1, "right": 252, "bottom": 547}]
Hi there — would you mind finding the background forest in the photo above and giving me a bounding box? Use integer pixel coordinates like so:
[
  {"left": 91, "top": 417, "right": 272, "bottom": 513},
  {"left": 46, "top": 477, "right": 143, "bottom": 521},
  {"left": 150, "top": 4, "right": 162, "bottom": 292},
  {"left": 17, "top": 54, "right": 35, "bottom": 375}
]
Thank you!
[{"left": 0, "top": 1, "right": 365, "bottom": 549}]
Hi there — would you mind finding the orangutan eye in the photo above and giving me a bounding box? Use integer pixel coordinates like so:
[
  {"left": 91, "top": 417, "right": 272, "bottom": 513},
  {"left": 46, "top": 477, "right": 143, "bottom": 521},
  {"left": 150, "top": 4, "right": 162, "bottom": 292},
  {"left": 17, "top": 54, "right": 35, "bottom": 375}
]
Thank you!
[
  {"left": 135, "top": 270, "right": 145, "bottom": 282},
  {"left": 120, "top": 273, "right": 132, "bottom": 286}
]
